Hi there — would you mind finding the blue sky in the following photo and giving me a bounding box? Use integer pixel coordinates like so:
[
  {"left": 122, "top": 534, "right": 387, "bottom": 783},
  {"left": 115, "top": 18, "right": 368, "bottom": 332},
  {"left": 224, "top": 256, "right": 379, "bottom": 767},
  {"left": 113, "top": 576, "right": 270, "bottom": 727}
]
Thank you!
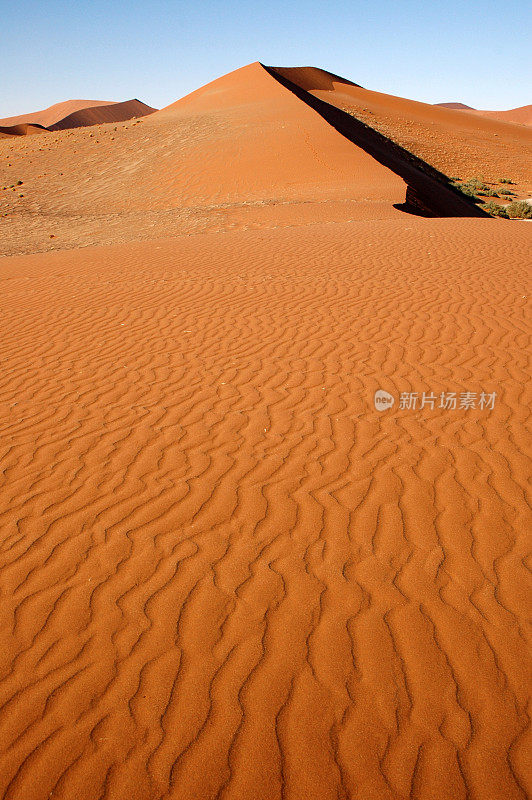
[{"left": 1, "top": 0, "right": 530, "bottom": 116}]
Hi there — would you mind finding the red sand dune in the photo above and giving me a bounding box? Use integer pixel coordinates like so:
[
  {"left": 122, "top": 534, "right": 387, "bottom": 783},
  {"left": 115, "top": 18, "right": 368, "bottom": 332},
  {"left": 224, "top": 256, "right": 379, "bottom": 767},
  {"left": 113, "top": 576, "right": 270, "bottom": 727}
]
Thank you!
[
  {"left": 0, "top": 122, "right": 47, "bottom": 138},
  {"left": 270, "top": 66, "right": 530, "bottom": 141},
  {"left": 0, "top": 62, "right": 531, "bottom": 800},
  {"left": 0, "top": 99, "right": 156, "bottom": 137},
  {"left": 270, "top": 67, "right": 532, "bottom": 189},
  {"left": 436, "top": 102, "right": 532, "bottom": 127},
  {"left": 156, "top": 62, "right": 481, "bottom": 219},
  {"left": 470, "top": 104, "right": 532, "bottom": 127},
  {"left": 48, "top": 99, "right": 156, "bottom": 130},
  {"left": 0, "top": 99, "right": 116, "bottom": 128}
]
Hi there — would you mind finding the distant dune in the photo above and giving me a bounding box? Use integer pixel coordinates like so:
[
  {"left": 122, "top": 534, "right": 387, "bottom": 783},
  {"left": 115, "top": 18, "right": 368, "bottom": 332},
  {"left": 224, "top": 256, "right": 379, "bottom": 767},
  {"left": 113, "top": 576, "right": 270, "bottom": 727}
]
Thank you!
[
  {"left": 435, "top": 101, "right": 531, "bottom": 127},
  {"left": 435, "top": 102, "right": 475, "bottom": 110},
  {"left": 0, "top": 122, "right": 48, "bottom": 138},
  {"left": 48, "top": 99, "right": 156, "bottom": 130},
  {"left": 0, "top": 99, "right": 115, "bottom": 128},
  {"left": 0, "top": 98, "right": 156, "bottom": 136},
  {"left": 470, "top": 104, "right": 532, "bottom": 127}
]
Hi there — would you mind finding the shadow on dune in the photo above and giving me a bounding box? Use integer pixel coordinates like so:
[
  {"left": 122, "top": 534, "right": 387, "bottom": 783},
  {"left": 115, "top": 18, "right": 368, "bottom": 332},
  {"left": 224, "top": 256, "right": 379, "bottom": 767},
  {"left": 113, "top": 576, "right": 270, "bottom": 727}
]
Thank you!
[{"left": 264, "top": 65, "right": 488, "bottom": 218}]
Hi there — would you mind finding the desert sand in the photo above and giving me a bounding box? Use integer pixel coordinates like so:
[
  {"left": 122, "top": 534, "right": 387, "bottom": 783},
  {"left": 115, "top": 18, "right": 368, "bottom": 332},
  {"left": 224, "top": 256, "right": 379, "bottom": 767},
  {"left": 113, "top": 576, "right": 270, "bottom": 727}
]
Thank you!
[{"left": 0, "top": 62, "right": 530, "bottom": 800}]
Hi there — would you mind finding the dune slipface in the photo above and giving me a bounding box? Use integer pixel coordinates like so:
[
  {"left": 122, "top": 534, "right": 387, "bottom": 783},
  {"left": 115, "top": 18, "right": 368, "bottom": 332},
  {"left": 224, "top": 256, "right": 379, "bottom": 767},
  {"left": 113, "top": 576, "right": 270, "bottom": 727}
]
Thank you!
[{"left": 0, "top": 62, "right": 531, "bottom": 800}]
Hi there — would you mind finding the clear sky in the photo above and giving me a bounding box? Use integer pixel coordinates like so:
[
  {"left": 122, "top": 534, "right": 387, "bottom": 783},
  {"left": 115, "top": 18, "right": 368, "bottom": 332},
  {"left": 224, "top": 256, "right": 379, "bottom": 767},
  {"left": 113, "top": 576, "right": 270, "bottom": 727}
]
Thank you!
[{"left": 1, "top": 0, "right": 530, "bottom": 117}]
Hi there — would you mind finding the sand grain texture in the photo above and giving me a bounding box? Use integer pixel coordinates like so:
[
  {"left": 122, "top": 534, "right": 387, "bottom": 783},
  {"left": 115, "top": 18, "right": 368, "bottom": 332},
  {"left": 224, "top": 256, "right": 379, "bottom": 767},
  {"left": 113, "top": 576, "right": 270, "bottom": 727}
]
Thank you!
[{"left": 0, "top": 63, "right": 531, "bottom": 800}]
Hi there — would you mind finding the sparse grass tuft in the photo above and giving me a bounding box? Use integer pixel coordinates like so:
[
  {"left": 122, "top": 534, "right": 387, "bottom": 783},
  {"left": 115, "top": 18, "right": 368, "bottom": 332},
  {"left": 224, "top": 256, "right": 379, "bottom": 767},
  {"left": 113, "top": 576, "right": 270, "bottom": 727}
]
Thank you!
[{"left": 499, "top": 178, "right": 514, "bottom": 184}]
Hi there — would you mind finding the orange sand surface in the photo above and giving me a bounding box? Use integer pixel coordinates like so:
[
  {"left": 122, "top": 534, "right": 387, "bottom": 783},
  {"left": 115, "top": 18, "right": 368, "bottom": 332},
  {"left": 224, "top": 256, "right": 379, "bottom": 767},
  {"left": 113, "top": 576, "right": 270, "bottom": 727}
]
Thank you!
[{"left": 0, "top": 63, "right": 531, "bottom": 800}]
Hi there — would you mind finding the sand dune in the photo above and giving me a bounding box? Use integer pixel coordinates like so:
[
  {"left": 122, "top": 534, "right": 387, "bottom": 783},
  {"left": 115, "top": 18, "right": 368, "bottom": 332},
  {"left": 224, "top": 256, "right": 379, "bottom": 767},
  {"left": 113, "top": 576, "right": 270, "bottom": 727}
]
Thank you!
[
  {"left": 0, "top": 62, "right": 531, "bottom": 800},
  {"left": 0, "top": 99, "right": 156, "bottom": 137},
  {"left": 0, "top": 99, "right": 116, "bottom": 128},
  {"left": 436, "top": 102, "right": 532, "bottom": 127},
  {"left": 0, "top": 123, "right": 47, "bottom": 138},
  {"left": 48, "top": 99, "right": 156, "bottom": 130},
  {"left": 470, "top": 104, "right": 532, "bottom": 127},
  {"left": 271, "top": 67, "right": 532, "bottom": 195},
  {"left": 436, "top": 102, "right": 475, "bottom": 110},
  {"left": 1, "top": 62, "right": 490, "bottom": 258}
]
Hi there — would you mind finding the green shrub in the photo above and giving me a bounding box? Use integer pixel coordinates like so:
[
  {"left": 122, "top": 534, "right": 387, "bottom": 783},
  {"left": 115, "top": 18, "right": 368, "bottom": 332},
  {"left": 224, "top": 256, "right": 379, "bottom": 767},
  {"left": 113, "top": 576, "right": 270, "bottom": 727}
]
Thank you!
[
  {"left": 457, "top": 184, "right": 478, "bottom": 197},
  {"left": 464, "top": 179, "right": 489, "bottom": 191},
  {"left": 498, "top": 189, "right": 514, "bottom": 196},
  {"left": 506, "top": 201, "right": 532, "bottom": 219},
  {"left": 499, "top": 178, "right": 514, "bottom": 184},
  {"left": 454, "top": 178, "right": 493, "bottom": 198},
  {"left": 480, "top": 201, "right": 508, "bottom": 218}
]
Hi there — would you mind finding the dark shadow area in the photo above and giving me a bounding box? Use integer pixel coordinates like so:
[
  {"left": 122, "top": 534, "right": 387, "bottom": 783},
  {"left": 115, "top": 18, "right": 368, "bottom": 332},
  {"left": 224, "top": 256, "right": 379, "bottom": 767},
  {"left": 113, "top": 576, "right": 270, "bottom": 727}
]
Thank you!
[{"left": 263, "top": 64, "right": 488, "bottom": 218}]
